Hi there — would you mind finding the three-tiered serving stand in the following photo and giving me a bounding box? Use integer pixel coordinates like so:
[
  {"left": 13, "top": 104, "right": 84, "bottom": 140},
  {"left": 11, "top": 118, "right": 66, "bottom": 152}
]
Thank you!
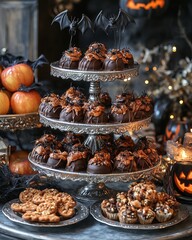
[{"left": 29, "top": 61, "right": 160, "bottom": 201}]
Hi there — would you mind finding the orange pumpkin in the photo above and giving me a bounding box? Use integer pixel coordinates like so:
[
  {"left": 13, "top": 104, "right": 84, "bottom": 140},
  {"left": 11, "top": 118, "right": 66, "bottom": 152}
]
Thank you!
[
  {"left": 164, "top": 120, "right": 191, "bottom": 143},
  {"left": 173, "top": 161, "right": 192, "bottom": 197},
  {"left": 120, "top": 0, "right": 169, "bottom": 18}
]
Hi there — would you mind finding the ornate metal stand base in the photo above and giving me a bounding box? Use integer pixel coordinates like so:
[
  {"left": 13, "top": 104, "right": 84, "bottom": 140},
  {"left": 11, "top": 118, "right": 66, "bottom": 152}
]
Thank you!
[{"left": 76, "top": 182, "right": 116, "bottom": 201}]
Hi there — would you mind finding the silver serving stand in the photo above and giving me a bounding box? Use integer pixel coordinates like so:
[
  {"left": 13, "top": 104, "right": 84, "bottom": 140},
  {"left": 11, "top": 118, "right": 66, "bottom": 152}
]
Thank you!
[
  {"left": 0, "top": 112, "right": 41, "bottom": 131},
  {"left": 33, "top": 63, "right": 158, "bottom": 201}
]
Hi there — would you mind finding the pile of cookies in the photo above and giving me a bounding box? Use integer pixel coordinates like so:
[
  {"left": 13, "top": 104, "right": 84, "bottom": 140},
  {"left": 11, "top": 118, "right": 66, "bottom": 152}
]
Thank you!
[
  {"left": 101, "top": 181, "right": 180, "bottom": 225},
  {"left": 11, "top": 188, "right": 76, "bottom": 223}
]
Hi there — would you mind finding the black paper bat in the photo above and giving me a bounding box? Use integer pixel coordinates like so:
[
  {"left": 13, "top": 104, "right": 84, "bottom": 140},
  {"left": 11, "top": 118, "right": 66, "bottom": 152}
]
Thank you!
[
  {"left": 52, "top": 10, "right": 94, "bottom": 47},
  {"left": 94, "top": 8, "right": 135, "bottom": 33}
]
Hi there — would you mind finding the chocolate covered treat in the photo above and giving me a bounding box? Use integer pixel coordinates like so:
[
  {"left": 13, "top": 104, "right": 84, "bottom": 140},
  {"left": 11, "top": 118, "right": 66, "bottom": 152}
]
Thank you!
[
  {"left": 31, "top": 145, "right": 50, "bottom": 163},
  {"left": 101, "top": 198, "right": 119, "bottom": 221},
  {"left": 118, "top": 205, "right": 138, "bottom": 224},
  {"left": 78, "top": 53, "right": 103, "bottom": 71},
  {"left": 85, "top": 42, "right": 107, "bottom": 60},
  {"left": 39, "top": 93, "right": 62, "bottom": 119},
  {"left": 47, "top": 150, "right": 68, "bottom": 169},
  {"left": 137, "top": 206, "right": 156, "bottom": 224},
  {"left": 99, "top": 92, "right": 112, "bottom": 108},
  {"left": 34, "top": 134, "right": 58, "bottom": 149},
  {"left": 59, "top": 47, "right": 82, "bottom": 69},
  {"left": 61, "top": 87, "right": 86, "bottom": 106},
  {"left": 87, "top": 150, "right": 112, "bottom": 174},
  {"left": 83, "top": 100, "right": 108, "bottom": 124},
  {"left": 61, "top": 132, "right": 83, "bottom": 152},
  {"left": 115, "top": 92, "right": 135, "bottom": 105},
  {"left": 114, "top": 135, "right": 135, "bottom": 153},
  {"left": 121, "top": 48, "right": 134, "bottom": 68},
  {"left": 111, "top": 103, "right": 133, "bottom": 123},
  {"left": 65, "top": 143, "right": 90, "bottom": 172},
  {"left": 130, "top": 95, "right": 153, "bottom": 120},
  {"left": 114, "top": 150, "right": 137, "bottom": 172},
  {"left": 59, "top": 103, "right": 84, "bottom": 123},
  {"left": 103, "top": 49, "right": 124, "bottom": 71}
]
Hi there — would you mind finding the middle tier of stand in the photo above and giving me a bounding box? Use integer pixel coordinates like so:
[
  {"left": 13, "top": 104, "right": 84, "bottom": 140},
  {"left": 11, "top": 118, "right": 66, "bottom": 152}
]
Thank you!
[{"left": 39, "top": 114, "right": 152, "bottom": 134}]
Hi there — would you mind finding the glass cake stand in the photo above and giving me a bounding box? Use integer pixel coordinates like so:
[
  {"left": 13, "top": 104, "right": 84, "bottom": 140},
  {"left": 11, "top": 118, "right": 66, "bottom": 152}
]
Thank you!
[{"left": 31, "top": 63, "right": 158, "bottom": 201}]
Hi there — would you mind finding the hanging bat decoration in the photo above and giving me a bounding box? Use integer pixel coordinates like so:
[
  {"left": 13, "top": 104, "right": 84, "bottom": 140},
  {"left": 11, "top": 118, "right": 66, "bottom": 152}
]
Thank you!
[
  {"left": 94, "top": 8, "right": 135, "bottom": 48},
  {"left": 52, "top": 10, "right": 94, "bottom": 47}
]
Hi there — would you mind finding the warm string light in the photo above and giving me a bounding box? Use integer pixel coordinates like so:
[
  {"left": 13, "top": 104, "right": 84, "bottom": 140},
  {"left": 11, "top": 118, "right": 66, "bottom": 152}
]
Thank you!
[
  {"left": 124, "top": 77, "right": 131, "bottom": 82},
  {"left": 152, "top": 66, "right": 157, "bottom": 71},
  {"left": 140, "top": 44, "right": 192, "bottom": 121},
  {"left": 172, "top": 46, "right": 177, "bottom": 52}
]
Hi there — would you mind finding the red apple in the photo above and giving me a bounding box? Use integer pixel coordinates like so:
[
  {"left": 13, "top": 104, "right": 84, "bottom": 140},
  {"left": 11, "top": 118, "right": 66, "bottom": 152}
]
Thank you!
[
  {"left": 11, "top": 90, "right": 41, "bottom": 114},
  {"left": 9, "top": 150, "right": 36, "bottom": 175},
  {"left": 0, "top": 90, "right": 10, "bottom": 114},
  {"left": 1, "top": 63, "right": 34, "bottom": 92}
]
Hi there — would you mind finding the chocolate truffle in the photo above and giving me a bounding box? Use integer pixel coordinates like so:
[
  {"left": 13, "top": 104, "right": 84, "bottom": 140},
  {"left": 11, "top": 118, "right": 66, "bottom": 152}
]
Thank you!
[
  {"left": 103, "top": 49, "right": 124, "bottom": 71},
  {"left": 114, "top": 150, "right": 137, "bottom": 172},
  {"left": 47, "top": 150, "right": 68, "bottom": 169},
  {"left": 111, "top": 103, "right": 133, "bottom": 123},
  {"left": 59, "top": 104, "right": 84, "bottom": 123},
  {"left": 39, "top": 93, "right": 62, "bottom": 119},
  {"left": 121, "top": 48, "right": 134, "bottom": 68},
  {"left": 65, "top": 143, "right": 90, "bottom": 172},
  {"left": 87, "top": 150, "right": 112, "bottom": 174},
  {"left": 83, "top": 100, "right": 108, "bottom": 124},
  {"left": 59, "top": 47, "right": 82, "bottom": 69}
]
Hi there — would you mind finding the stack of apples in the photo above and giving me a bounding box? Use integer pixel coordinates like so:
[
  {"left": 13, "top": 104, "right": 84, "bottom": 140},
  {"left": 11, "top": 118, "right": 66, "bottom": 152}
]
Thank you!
[{"left": 0, "top": 63, "right": 41, "bottom": 115}]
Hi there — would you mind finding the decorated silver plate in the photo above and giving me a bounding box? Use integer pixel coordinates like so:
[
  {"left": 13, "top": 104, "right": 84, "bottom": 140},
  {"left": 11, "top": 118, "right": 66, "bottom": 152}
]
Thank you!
[
  {"left": 28, "top": 153, "right": 161, "bottom": 183},
  {"left": 50, "top": 61, "right": 139, "bottom": 82},
  {"left": 90, "top": 202, "right": 189, "bottom": 230},
  {"left": 39, "top": 114, "right": 151, "bottom": 135},
  {"left": 0, "top": 112, "right": 41, "bottom": 131},
  {"left": 2, "top": 199, "right": 89, "bottom": 228}
]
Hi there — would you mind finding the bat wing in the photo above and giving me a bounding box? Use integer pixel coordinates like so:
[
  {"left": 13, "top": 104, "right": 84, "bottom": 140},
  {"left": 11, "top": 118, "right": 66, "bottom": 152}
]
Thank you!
[
  {"left": 116, "top": 9, "right": 135, "bottom": 31},
  {"left": 51, "top": 10, "right": 71, "bottom": 30},
  {"left": 77, "top": 14, "right": 94, "bottom": 34},
  {"left": 94, "top": 10, "right": 109, "bottom": 32}
]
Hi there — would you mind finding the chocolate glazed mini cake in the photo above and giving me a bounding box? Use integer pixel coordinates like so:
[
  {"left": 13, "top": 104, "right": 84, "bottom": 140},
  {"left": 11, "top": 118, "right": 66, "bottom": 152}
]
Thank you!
[
  {"left": 61, "top": 86, "right": 86, "bottom": 106},
  {"left": 111, "top": 103, "right": 133, "bottom": 123},
  {"left": 59, "top": 103, "right": 84, "bottom": 123},
  {"left": 103, "top": 49, "right": 124, "bottom": 71},
  {"left": 65, "top": 143, "right": 90, "bottom": 172},
  {"left": 47, "top": 150, "right": 68, "bottom": 169},
  {"left": 121, "top": 48, "right": 134, "bottom": 68},
  {"left": 83, "top": 100, "right": 108, "bottom": 124},
  {"left": 87, "top": 150, "right": 112, "bottom": 174},
  {"left": 59, "top": 47, "right": 82, "bottom": 69},
  {"left": 78, "top": 42, "right": 107, "bottom": 71},
  {"left": 114, "top": 150, "right": 137, "bottom": 172},
  {"left": 39, "top": 93, "right": 62, "bottom": 119}
]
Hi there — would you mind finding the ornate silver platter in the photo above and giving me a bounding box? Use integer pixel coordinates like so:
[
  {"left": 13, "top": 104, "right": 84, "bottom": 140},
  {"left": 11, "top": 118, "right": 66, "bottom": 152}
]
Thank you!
[
  {"left": 50, "top": 61, "right": 139, "bottom": 82},
  {"left": 28, "top": 154, "right": 161, "bottom": 183},
  {"left": 39, "top": 114, "right": 151, "bottom": 135},
  {"left": 90, "top": 202, "right": 189, "bottom": 230},
  {"left": 2, "top": 199, "right": 89, "bottom": 228},
  {"left": 0, "top": 112, "right": 41, "bottom": 131}
]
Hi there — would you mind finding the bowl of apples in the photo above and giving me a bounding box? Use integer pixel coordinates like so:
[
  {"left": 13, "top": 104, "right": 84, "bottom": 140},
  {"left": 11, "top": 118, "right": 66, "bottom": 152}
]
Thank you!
[{"left": 0, "top": 54, "right": 48, "bottom": 131}]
